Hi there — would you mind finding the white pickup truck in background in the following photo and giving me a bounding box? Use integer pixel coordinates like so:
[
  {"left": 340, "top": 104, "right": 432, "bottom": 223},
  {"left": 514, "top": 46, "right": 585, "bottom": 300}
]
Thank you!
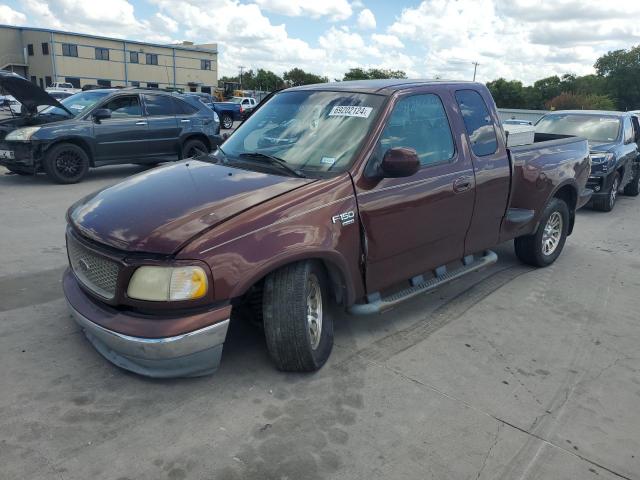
[{"left": 46, "top": 82, "right": 80, "bottom": 94}]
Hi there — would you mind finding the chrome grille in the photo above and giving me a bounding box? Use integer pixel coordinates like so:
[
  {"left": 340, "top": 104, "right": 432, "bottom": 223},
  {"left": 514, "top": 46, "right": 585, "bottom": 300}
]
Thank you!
[{"left": 67, "top": 235, "right": 119, "bottom": 299}]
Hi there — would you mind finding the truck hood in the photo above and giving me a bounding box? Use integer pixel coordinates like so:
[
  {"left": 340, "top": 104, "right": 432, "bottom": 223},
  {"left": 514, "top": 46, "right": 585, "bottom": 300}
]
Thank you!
[
  {"left": 588, "top": 141, "right": 617, "bottom": 153},
  {"left": 0, "top": 70, "right": 72, "bottom": 115},
  {"left": 69, "top": 160, "right": 314, "bottom": 255}
]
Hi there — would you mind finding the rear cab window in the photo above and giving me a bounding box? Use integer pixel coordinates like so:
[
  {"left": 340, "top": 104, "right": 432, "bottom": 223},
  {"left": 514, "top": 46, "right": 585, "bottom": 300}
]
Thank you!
[
  {"left": 455, "top": 89, "right": 498, "bottom": 156},
  {"left": 378, "top": 93, "right": 455, "bottom": 167}
]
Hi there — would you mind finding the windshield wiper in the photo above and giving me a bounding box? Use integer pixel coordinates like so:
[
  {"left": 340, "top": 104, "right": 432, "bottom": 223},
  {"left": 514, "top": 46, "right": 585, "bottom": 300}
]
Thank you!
[{"left": 238, "top": 152, "right": 306, "bottom": 178}]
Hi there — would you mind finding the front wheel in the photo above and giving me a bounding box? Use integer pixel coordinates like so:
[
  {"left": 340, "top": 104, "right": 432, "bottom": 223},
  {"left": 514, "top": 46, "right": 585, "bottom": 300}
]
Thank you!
[
  {"left": 221, "top": 113, "right": 233, "bottom": 129},
  {"left": 43, "top": 143, "right": 90, "bottom": 184},
  {"left": 263, "top": 261, "right": 333, "bottom": 372},
  {"left": 514, "top": 198, "right": 569, "bottom": 267},
  {"left": 593, "top": 172, "right": 619, "bottom": 211}
]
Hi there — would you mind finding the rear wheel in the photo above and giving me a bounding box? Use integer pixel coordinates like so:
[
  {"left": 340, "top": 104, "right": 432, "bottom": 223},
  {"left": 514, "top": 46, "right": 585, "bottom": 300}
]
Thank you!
[
  {"left": 593, "top": 172, "right": 620, "bottom": 211},
  {"left": 181, "top": 138, "right": 209, "bottom": 159},
  {"left": 515, "top": 198, "right": 569, "bottom": 267},
  {"left": 623, "top": 170, "right": 640, "bottom": 196},
  {"left": 221, "top": 113, "right": 233, "bottom": 129},
  {"left": 43, "top": 143, "right": 89, "bottom": 184},
  {"left": 263, "top": 260, "right": 333, "bottom": 372}
]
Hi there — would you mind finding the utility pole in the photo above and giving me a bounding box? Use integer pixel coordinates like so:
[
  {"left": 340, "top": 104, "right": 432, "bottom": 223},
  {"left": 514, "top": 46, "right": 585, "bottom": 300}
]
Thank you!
[
  {"left": 238, "top": 65, "right": 246, "bottom": 89},
  {"left": 472, "top": 61, "right": 480, "bottom": 82}
]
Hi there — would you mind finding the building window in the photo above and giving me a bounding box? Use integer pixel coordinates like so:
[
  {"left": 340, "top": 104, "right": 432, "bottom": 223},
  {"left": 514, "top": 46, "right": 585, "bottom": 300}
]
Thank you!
[
  {"left": 146, "top": 82, "right": 159, "bottom": 88},
  {"left": 145, "top": 53, "right": 158, "bottom": 65},
  {"left": 42, "top": 43, "right": 49, "bottom": 55},
  {"left": 62, "top": 43, "right": 78, "bottom": 57},
  {"left": 65, "top": 77, "right": 81, "bottom": 88},
  {"left": 97, "top": 79, "right": 112, "bottom": 88},
  {"left": 45, "top": 76, "right": 52, "bottom": 87},
  {"left": 95, "top": 47, "right": 109, "bottom": 61},
  {"left": 27, "top": 44, "right": 34, "bottom": 56},
  {"left": 201, "top": 59, "right": 211, "bottom": 70},
  {"left": 201, "top": 86, "right": 211, "bottom": 94},
  {"left": 129, "top": 51, "right": 139, "bottom": 63},
  {"left": 130, "top": 81, "right": 140, "bottom": 87}
]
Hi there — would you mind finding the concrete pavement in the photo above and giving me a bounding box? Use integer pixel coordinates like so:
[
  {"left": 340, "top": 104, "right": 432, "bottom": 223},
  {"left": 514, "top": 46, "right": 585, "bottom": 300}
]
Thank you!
[{"left": 0, "top": 164, "right": 638, "bottom": 479}]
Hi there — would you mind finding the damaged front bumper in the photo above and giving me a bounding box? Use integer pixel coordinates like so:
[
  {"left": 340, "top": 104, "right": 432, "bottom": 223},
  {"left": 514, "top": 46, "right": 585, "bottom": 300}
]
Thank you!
[{"left": 0, "top": 140, "right": 42, "bottom": 172}]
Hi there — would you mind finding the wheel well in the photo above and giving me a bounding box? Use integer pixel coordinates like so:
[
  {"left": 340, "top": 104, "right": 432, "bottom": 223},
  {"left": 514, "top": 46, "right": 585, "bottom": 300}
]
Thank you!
[
  {"left": 553, "top": 184, "right": 577, "bottom": 235},
  {"left": 45, "top": 138, "right": 93, "bottom": 166},
  {"left": 617, "top": 166, "right": 625, "bottom": 180},
  {"left": 181, "top": 133, "right": 211, "bottom": 155}
]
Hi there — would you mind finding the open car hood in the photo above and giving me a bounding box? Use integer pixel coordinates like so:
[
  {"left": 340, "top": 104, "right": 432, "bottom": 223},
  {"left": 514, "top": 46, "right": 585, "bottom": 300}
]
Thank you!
[
  {"left": 68, "top": 160, "right": 315, "bottom": 255},
  {"left": 0, "top": 70, "right": 72, "bottom": 115}
]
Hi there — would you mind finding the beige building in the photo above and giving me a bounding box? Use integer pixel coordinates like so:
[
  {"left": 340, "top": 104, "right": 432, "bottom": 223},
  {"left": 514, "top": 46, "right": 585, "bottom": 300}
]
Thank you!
[{"left": 0, "top": 24, "right": 218, "bottom": 93}]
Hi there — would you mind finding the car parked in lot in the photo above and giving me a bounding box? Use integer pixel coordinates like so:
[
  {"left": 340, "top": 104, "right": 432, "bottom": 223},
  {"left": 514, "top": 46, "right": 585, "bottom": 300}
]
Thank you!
[
  {"left": 212, "top": 100, "right": 243, "bottom": 129},
  {"left": 63, "top": 79, "right": 591, "bottom": 377},
  {"left": 0, "top": 71, "right": 221, "bottom": 183},
  {"left": 46, "top": 82, "right": 80, "bottom": 94},
  {"left": 536, "top": 111, "right": 640, "bottom": 211},
  {"left": 230, "top": 96, "right": 258, "bottom": 118}
]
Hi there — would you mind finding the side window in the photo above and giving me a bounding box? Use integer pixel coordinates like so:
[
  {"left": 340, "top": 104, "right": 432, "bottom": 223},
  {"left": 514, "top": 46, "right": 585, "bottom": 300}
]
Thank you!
[
  {"left": 144, "top": 94, "right": 175, "bottom": 116},
  {"left": 623, "top": 118, "right": 634, "bottom": 144},
  {"left": 455, "top": 89, "right": 498, "bottom": 156},
  {"left": 378, "top": 94, "right": 455, "bottom": 167},
  {"left": 102, "top": 96, "right": 142, "bottom": 118},
  {"left": 172, "top": 98, "right": 199, "bottom": 115}
]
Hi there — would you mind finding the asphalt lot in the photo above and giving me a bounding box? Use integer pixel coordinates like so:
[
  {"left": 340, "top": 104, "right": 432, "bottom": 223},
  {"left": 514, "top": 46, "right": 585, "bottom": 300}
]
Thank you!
[{"left": 1, "top": 163, "right": 639, "bottom": 480}]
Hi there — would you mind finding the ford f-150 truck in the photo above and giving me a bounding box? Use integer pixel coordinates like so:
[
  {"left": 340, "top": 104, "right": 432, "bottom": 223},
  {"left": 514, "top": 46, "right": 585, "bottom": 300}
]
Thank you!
[{"left": 62, "top": 80, "right": 591, "bottom": 378}]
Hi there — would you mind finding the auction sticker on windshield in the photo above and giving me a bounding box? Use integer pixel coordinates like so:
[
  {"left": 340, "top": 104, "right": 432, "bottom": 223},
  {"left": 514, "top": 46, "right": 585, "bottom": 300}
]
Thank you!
[
  {"left": 0, "top": 150, "right": 15, "bottom": 160},
  {"left": 329, "top": 106, "right": 373, "bottom": 118}
]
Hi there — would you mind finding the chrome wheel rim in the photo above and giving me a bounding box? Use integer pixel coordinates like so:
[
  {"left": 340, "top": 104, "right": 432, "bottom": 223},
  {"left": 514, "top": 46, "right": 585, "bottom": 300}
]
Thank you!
[
  {"left": 610, "top": 177, "right": 619, "bottom": 205},
  {"left": 222, "top": 116, "right": 232, "bottom": 129},
  {"left": 542, "top": 211, "right": 563, "bottom": 256},
  {"left": 306, "top": 274, "right": 323, "bottom": 350}
]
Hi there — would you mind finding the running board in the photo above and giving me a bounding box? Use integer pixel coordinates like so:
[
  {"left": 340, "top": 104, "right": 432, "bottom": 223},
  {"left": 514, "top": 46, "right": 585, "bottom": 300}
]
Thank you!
[{"left": 348, "top": 250, "right": 498, "bottom": 315}]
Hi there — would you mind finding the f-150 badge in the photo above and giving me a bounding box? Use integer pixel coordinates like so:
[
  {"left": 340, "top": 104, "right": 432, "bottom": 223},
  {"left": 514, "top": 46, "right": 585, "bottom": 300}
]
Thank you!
[{"left": 332, "top": 211, "right": 355, "bottom": 226}]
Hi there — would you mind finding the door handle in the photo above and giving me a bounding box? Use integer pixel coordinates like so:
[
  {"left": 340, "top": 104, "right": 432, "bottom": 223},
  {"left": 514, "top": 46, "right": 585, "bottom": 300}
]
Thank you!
[
  {"left": 135, "top": 121, "right": 147, "bottom": 126},
  {"left": 453, "top": 176, "right": 472, "bottom": 193},
  {"left": 180, "top": 119, "right": 190, "bottom": 123}
]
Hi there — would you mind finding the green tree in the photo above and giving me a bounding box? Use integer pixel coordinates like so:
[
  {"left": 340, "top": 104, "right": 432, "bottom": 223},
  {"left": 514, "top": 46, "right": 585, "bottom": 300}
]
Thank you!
[
  {"left": 342, "top": 68, "right": 407, "bottom": 80},
  {"left": 253, "top": 69, "right": 284, "bottom": 91},
  {"left": 283, "top": 68, "right": 328, "bottom": 86},
  {"left": 595, "top": 45, "right": 640, "bottom": 110},
  {"left": 486, "top": 78, "right": 526, "bottom": 108},
  {"left": 532, "top": 76, "right": 562, "bottom": 105},
  {"left": 546, "top": 92, "right": 616, "bottom": 111}
]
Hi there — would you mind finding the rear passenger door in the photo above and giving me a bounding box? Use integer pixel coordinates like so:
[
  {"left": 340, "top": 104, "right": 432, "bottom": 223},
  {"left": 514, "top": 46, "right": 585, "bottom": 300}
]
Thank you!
[
  {"left": 142, "top": 94, "right": 180, "bottom": 157},
  {"left": 454, "top": 89, "right": 511, "bottom": 254},
  {"left": 356, "top": 90, "right": 476, "bottom": 293}
]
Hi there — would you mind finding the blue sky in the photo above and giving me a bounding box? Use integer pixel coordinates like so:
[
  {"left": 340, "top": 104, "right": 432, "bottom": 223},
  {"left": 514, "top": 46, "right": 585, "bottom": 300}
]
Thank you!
[{"left": 1, "top": 0, "right": 640, "bottom": 83}]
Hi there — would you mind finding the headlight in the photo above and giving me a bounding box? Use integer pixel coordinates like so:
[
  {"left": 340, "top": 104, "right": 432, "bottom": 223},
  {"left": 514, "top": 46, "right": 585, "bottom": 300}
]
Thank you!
[
  {"left": 127, "top": 266, "right": 208, "bottom": 301},
  {"left": 589, "top": 152, "right": 613, "bottom": 164},
  {"left": 5, "top": 126, "right": 41, "bottom": 141},
  {"left": 213, "top": 111, "right": 220, "bottom": 122}
]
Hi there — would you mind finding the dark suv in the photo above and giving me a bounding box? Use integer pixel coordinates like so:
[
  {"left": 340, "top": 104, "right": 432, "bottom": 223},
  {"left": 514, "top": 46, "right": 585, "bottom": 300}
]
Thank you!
[
  {"left": 536, "top": 110, "right": 640, "bottom": 211},
  {"left": 0, "top": 71, "right": 221, "bottom": 183}
]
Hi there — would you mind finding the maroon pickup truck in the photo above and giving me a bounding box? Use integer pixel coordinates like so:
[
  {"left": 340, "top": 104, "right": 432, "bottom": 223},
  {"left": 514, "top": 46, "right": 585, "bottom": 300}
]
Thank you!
[{"left": 63, "top": 80, "right": 591, "bottom": 377}]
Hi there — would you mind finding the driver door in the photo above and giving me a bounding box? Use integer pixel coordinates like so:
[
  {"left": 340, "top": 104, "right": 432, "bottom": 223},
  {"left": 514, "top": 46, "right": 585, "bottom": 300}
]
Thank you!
[
  {"left": 355, "top": 90, "right": 476, "bottom": 293},
  {"left": 93, "top": 94, "right": 148, "bottom": 161}
]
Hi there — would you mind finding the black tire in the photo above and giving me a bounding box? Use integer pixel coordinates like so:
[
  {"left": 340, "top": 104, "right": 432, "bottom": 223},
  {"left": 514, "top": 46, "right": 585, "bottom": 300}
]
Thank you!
[
  {"left": 623, "top": 171, "right": 640, "bottom": 196},
  {"left": 263, "top": 260, "right": 333, "bottom": 372},
  {"left": 221, "top": 113, "right": 233, "bottom": 129},
  {"left": 514, "top": 198, "right": 570, "bottom": 267},
  {"left": 43, "top": 143, "right": 90, "bottom": 184},
  {"left": 181, "top": 138, "right": 209, "bottom": 159},
  {"left": 592, "top": 172, "right": 620, "bottom": 212},
  {"left": 5, "top": 166, "right": 32, "bottom": 175}
]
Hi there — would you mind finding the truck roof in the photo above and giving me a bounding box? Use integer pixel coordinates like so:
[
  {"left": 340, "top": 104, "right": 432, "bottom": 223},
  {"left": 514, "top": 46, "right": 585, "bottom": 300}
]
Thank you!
[
  {"left": 544, "top": 110, "right": 629, "bottom": 117},
  {"left": 287, "top": 79, "right": 478, "bottom": 95}
]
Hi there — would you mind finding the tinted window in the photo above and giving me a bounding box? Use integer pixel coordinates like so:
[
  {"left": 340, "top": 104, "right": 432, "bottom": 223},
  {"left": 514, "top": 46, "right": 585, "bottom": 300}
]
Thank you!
[
  {"left": 144, "top": 94, "right": 175, "bottom": 116},
  {"left": 536, "top": 114, "right": 621, "bottom": 143},
  {"left": 102, "top": 96, "right": 141, "bottom": 117},
  {"left": 624, "top": 118, "right": 634, "bottom": 143},
  {"left": 455, "top": 89, "right": 498, "bottom": 157},
  {"left": 147, "top": 82, "right": 158, "bottom": 88},
  {"left": 173, "top": 97, "right": 199, "bottom": 115},
  {"left": 27, "top": 44, "right": 34, "bottom": 56},
  {"left": 378, "top": 94, "right": 455, "bottom": 167},
  {"left": 130, "top": 51, "right": 139, "bottom": 63},
  {"left": 65, "top": 77, "right": 80, "bottom": 88}
]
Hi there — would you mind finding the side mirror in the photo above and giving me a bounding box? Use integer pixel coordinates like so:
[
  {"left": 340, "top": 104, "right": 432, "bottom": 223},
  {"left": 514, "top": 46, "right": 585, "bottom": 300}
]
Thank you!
[
  {"left": 380, "top": 147, "right": 420, "bottom": 178},
  {"left": 92, "top": 108, "right": 111, "bottom": 121}
]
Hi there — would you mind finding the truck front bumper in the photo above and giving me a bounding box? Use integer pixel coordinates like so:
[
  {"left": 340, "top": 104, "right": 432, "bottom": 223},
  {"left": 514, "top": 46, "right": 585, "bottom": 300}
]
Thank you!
[
  {"left": 63, "top": 269, "right": 231, "bottom": 378},
  {"left": 0, "top": 141, "right": 41, "bottom": 172}
]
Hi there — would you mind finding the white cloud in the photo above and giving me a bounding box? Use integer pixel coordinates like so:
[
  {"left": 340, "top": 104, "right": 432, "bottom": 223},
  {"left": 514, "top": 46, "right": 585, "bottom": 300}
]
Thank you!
[
  {"left": 253, "top": 0, "right": 352, "bottom": 21},
  {"left": 0, "top": 5, "right": 27, "bottom": 24},
  {"left": 371, "top": 34, "right": 403, "bottom": 49},
  {"left": 357, "top": 8, "right": 376, "bottom": 29}
]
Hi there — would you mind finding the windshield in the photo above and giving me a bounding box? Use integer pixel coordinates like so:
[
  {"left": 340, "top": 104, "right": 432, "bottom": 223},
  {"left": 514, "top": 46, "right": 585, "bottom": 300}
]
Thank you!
[
  {"left": 40, "top": 90, "right": 111, "bottom": 117},
  {"left": 535, "top": 114, "right": 621, "bottom": 143},
  {"left": 222, "top": 90, "right": 385, "bottom": 175}
]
